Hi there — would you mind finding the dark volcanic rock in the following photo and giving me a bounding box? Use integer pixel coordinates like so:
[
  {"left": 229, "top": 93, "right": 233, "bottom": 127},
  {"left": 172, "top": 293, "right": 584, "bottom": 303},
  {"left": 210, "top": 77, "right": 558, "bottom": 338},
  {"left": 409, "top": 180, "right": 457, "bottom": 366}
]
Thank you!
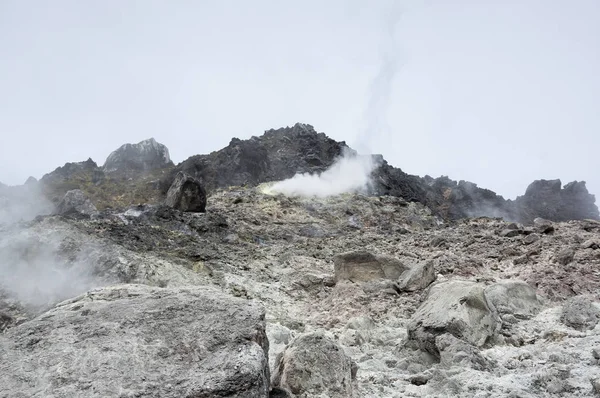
[
  {"left": 32, "top": 123, "right": 598, "bottom": 224},
  {"left": 162, "top": 123, "right": 346, "bottom": 193},
  {"left": 103, "top": 138, "right": 172, "bottom": 173},
  {"left": 165, "top": 172, "right": 207, "bottom": 212},
  {"left": 41, "top": 158, "right": 104, "bottom": 187},
  {"left": 514, "top": 179, "right": 599, "bottom": 223}
]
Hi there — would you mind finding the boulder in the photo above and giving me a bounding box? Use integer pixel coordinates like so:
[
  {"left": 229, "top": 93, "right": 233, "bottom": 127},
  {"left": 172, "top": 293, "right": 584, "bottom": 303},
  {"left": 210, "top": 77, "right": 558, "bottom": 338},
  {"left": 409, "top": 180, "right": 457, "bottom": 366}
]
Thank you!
[
  {"left": 435, "top": 333, "right": 489, "bottom": 370},
  {"left": 272, "top": 332, "right": 356, "bottom": 398},
  {"left": 55, "top": 189, "right": 98, "bottom": 217},
  {"left": 555, "top": 248, "right": 575, "bottom": 265},
  {"left": 103, "top": 138, "right": 172, "bottom": 173},
  {"left": 0, "top": 284, "right": 270, "bottom": 398},
  {"left": 407, "top": 280, "right": 499, "bottom": 357},
  {"left": 165, "top": 172, "right": 207, "bottom": 212},
  {"left": 333, "top": 251, "right": 408, "bottom": 283},
  {"left": 397, "top": 260, "right": 436, "bottom": 292},
  {"left": 484, "top": 280, "right": 542, "bottom": 320},
  {"left": 560, "top": 296, "right": 600, "bottom": 331}
]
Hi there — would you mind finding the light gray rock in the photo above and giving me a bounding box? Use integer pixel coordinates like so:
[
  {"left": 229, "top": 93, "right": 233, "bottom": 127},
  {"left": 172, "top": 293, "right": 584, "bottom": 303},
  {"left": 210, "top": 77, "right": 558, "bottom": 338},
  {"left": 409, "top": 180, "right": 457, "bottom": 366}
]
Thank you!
[
  {"left": 55, "top": 189, "right": 98, "bottom": 217},
  {"left": 555, "top": 248, "right": 575, "bottom": 265},
  {"left": 484, "top": 280, "right": 542, "bottom": 320},
  {"left": 397, "top": 260, "right": 436, "bottom": 292},
  {"left": 435, "top": 333, "right": 489, "bottom": 370},
  {"left": 103, "top": 137, "right": 171, "bottom": 173},
  {"left": 165, "top": 172, "right": 207, "bottom": 212},
  {"left": 272, "top": 332, "right": 356, "bottom": 397},
  {"left": 333, "top": 251, "right": 408, "bottom": 283},
  {"left": 500, "top": 229, "right": 521, "bottom": 238},
  {"left": 560, "top": 296, "right": 600, "bottom": 331},
  {"left": 407, "top": 280, "right": 500, "bottom": 357},
  {"left": 582, "top": 239, "right": 600, "bottom": 250},
  {"left": 0, "top": 284, "right": 270, "bottom": 398},
  {"left": 592, "top": 377, "right": 600, "bottom": 395}
]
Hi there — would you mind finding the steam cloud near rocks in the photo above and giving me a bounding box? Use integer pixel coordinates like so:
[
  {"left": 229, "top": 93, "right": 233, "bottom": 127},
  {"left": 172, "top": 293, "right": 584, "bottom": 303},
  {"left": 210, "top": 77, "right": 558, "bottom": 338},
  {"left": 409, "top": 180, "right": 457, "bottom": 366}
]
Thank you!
[
  {"left": 0, "top": 184, "right": 100, "bottom": 310},
  {"left": 0, "top": 228, "right": 99, "bottom": 309},
  {"left": 268, "top": 148, "right": 378, "bottom": 197},
  {"left": 268, "top": 8, "right": 402, "bottom": 198}
]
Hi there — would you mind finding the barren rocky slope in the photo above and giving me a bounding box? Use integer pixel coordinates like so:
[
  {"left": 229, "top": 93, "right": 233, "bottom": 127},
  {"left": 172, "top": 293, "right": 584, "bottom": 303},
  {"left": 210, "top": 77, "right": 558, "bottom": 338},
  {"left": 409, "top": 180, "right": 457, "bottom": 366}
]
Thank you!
[
  {"left": 1, "top": 126, "right": 599, "bottom": 397},
  {"left": 1, "top": 184, "right": 599, "bottom": 397}
]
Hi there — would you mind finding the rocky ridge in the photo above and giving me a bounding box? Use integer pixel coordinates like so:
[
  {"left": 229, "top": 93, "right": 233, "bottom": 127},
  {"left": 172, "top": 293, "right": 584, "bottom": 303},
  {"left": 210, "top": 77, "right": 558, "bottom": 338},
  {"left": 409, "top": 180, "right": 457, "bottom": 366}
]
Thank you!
[{"left": 27, "top": 123, "right": 599, "bottom": 223}]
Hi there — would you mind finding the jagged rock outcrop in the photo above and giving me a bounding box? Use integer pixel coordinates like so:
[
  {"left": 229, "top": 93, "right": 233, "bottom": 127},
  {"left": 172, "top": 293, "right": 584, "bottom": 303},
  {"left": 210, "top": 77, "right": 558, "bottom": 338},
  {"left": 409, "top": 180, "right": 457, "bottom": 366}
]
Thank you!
[
  {"left": 272, "top": 332, "right": 356, "bottom": 397},
  {"left": 24, "top": 176, "right": 37, "bottom": 185},
  {"left": 0, "top": 284, "right": 270, "bottom": 398},
  {"left": 165, "top": 172, "right": 207, "bottom": 212},
  {"left": 514, "top": 179, "right": 598, "bottom": 223},
  {"left": 103, "top": 137, "right": 172, "bottom": 173},
  {"left": 162, "top": 123, "right": 346, "bottom": 193},
  {"left": 158, "top": 123, "right": 598, "bottom": 224},
  {"left": 55, "top": 189, "right": 98, "bottom": 217}
]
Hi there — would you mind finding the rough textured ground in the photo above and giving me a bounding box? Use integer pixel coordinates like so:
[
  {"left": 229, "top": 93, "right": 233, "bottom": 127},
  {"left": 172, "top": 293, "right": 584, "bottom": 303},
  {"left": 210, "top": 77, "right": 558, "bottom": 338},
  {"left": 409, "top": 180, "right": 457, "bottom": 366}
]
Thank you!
[{"left": 2, "top": 185, "right": 599, "bottom": 397}]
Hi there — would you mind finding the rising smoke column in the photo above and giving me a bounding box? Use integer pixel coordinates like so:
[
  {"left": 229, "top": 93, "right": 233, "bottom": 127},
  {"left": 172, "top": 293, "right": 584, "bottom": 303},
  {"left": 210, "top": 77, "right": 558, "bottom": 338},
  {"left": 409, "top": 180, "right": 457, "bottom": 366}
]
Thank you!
[{"left": 269, "top": 5, "right": 403, "bottom": 198}]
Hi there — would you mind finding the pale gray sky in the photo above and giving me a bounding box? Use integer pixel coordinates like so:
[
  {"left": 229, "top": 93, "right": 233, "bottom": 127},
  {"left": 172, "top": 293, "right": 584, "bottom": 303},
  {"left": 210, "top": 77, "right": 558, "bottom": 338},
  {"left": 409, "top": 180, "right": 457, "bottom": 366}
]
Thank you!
[{"left": 1, "top": 0, "right": 598, "bottom": 199}]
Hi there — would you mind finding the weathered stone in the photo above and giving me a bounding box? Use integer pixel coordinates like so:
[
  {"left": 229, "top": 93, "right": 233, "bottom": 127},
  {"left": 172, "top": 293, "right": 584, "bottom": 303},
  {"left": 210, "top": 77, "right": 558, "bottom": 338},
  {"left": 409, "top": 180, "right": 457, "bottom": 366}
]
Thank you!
[
  {"left": 55, "top": 189, "right": 98, "bottom": 217},
  {"left": 500, "top": 229, "right": 521, "bottom": 238},
  {"left": 333, "top": 251, "right": 408, "bottom": 283},
  {"left": 397, "top": 260, "right": 436, "bottom": 292},
  {"left": 582, "top": 239, "right": 600, "bottom": 250},
  {"left": 0, "top": 284, "right": 270, "bottom": 398},
  {"left": 592, "top": 377, "right": 600, "bottom": 395},
  {"left": 272, "top": 332, "right": 356, "bottom": 398},
  {"left": 436, "top": 333, "right": 489, "bottom": 370},
  {"left": 165, "top": 172, "right": 207, "bottom": 212},
  {"left": 555, "top": 248, "right": 575, "bottom": 265},
  {"left": 523, "top": 233, "right": 540, "bottom": 245},
  {"left": 534, "top": 217, "right": 555, "bottom": 234},
  {"left": 560, "top": 296, "right": 600, "bottom": 331},
  {"left": 484, "top": 280, "right": 542, "bottom": 320},
  {"left": 407, "top": 280, "right": 499, "bottom": 357}
]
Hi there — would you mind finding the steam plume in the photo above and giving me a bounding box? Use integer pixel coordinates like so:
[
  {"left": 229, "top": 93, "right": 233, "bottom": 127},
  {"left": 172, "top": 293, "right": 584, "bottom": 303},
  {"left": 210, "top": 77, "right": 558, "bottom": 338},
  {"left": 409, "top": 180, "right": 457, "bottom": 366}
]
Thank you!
[{"left": 268, "top": 7, "right": 403, "bottom": 198}]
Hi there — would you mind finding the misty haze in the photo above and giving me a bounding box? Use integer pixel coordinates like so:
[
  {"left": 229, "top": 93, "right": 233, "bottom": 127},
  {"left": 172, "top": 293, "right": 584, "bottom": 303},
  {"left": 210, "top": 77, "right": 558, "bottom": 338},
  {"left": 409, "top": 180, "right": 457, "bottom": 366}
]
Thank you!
[{"left": 1, "top": 2, "right": 600, "bottom": 398}]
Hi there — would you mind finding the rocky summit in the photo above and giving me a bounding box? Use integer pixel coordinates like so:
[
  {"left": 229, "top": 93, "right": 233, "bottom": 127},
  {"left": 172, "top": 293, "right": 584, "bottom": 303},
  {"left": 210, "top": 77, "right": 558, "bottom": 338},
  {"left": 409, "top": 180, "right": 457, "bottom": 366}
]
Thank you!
[{"left": 0, "top": 124, "right": 599, "bottom": 397}]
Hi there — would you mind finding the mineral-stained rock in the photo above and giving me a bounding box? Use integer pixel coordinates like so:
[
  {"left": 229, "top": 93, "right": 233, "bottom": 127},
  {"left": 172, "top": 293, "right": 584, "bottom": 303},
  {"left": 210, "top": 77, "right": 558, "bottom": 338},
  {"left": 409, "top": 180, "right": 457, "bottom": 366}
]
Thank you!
[
  {"left": 484, "top": 280, "right": 542, "bottom": 320},
  {"left": 560, "top": 296, "right": 600, "bottom": 331},
  {"left": 55, "top": 189, "right": 98, "bottom": 217},
  {"left": 165, "top": 172, "right": 207, "bottom": 212},
  {"left": 0, "top": 284, "right": 270, "bottom": 398},
  {"left": 333, "top": 251, "right": 408, "bottom": 283},
  {"left": 407, "top": 280, "right": 499, "bottom": 357},
  {"left": 272, "top": 332, "right": 356, "bottom": 398},
  {"left": 397, "top": 260, "right": 436, "bottom": 292}
]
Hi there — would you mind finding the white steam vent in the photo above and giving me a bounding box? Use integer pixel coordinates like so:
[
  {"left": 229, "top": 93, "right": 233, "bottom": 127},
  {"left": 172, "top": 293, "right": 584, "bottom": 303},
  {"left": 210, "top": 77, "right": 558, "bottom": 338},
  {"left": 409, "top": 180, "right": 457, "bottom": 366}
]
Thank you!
[{"left": 265, "top": 148, "right": 377, "bottom": 198}]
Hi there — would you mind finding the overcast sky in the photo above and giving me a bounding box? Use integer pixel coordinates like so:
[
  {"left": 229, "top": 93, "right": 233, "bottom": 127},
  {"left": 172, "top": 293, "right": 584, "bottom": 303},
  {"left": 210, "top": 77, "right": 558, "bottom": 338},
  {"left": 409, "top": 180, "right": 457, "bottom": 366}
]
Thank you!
[{"left": 1, "top": 0, "right": 598, "bottom": 199}]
